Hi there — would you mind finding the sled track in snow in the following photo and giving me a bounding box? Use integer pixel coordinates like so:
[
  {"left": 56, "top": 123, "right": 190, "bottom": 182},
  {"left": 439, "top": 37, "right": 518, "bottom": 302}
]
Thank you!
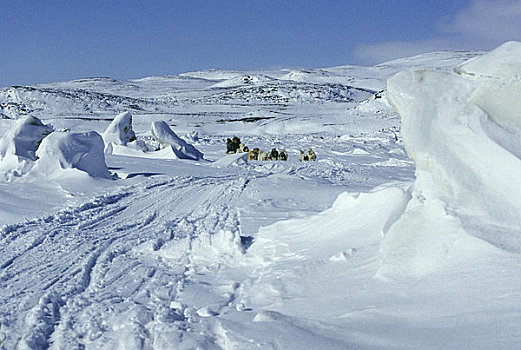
[{"left": 0, "top": 174, "right": 252, "bottom": 349}]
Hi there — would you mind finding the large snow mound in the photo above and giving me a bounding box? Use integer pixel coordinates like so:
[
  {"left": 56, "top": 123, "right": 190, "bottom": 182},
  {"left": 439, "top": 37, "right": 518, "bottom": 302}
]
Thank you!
[
  {"left": 151, "top": 121, "right": 204, "bottom": 160},
  {"left": 29, "top": 131, "right": 112, "bottom": 178},
  {"left": 0, "top": 116, "right": 53, "bottom": 161},
  {"left": 380, "top": 41, "right": 521, "bottom": 277},
  {"left": 102, "top": 111, "right": 136, "bottom": 150},
  {"left": 0, "top": 116, "right": 53, "bottom": 177}
]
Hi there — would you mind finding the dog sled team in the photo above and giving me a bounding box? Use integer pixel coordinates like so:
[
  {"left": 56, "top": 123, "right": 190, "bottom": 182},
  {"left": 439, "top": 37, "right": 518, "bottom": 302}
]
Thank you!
[
  {"left": 247, "top": 147, "right": 288, "bottom": 161},
  {"left": 226, "top": 136, "right": 249, "bottom": 154},
  {"left": 226, "top": 136, "right": 315, "bottom": 162},
  {"left": 299, "top": 148, "right": 316, "bottom": 162}
]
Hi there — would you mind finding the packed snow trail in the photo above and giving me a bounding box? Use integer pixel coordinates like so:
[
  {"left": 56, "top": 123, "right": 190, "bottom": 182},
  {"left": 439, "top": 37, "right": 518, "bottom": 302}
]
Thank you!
[{"left": 0, "top": 174, "right": 254, "bottom": 349}]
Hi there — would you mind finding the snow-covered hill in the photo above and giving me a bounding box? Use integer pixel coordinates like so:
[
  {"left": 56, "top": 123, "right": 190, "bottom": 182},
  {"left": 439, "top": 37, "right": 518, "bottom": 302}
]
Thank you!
[{"left": 1, "top": 47, "right": 520, "bottom": 349}]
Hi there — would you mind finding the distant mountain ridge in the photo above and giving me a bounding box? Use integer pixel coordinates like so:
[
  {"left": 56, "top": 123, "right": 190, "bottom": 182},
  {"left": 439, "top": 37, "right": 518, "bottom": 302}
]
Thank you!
[{"left": 0, "top": 50, "right": 482, "bottom": 120}]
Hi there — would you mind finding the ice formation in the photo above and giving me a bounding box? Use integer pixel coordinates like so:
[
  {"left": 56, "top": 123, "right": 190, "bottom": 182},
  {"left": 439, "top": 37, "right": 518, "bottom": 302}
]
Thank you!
[
  {"left": 102, "top": 111, "right": 137, "bottom": 151},
  {"left": 29, "top": 131, "right": 112, "bottom": 178},
  {"left": 0, "top": 116, "right": 53, "bottom": 161},
  {"left": 0, "top": 116, "right": 53, "bottom": 176},
  {"left": 379, "top": 41, "right": 521, "bottom": 278},
  {"left": 151, "top": 121, "right": 204, "bottom": 160}
]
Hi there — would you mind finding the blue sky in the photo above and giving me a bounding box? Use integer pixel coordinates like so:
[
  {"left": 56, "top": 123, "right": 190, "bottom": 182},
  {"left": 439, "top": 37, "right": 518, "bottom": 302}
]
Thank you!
[{"left": 1, "top": 0, "right": 520, "bottom": 87}]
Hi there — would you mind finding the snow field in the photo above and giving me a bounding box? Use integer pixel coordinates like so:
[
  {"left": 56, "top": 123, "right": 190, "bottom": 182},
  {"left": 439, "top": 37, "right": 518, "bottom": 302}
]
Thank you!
[
  {"left": 0, "top": 126, "right": 416, "bottom": 348},
  {"left": 0, "top": 45, "right": 520, "bottom": 348}
]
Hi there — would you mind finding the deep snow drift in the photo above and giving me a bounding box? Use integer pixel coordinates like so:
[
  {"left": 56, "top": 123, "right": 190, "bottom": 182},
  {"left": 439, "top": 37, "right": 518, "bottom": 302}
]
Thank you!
[
  {"left": 381, "top": 41, "right": 521, "bottom": 277},
  {"left": 0, "top": 116, "right": 53, "bottom": 161},
  {"left": 29, "top": 131, "right": 112, "bottom": 179},
  {"left": 0, "top": 46, "right": 520, "bottom": 349},
  {"left": 101, "top": 112, "right": 204, "bottom": 160}
]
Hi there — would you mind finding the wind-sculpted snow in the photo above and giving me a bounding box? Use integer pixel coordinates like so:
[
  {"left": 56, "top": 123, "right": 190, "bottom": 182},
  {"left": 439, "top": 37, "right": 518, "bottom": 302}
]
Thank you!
[
  {"left": 0, "top": 116, "right": 53, "bottom": 177},
  {"left": 29, "top": 131, "right": 113, "bottom": 179},
  {"left": 380, "top": 41, "right": 521, "bottom": 278},
  {"left": 102, "top": 111, "right": 136, "bottom": 147},
  {"left": 151, "top": 121, "right": 204, "bottom": 160},
  {"left": 0, "top": 115, "right": 116, "bottom": 181},
  {"left": 0, "top": 116, "right": 52, "bottom": 161},
  {"left": 101, "top": 111, "right": 156, "bottom": 156}
]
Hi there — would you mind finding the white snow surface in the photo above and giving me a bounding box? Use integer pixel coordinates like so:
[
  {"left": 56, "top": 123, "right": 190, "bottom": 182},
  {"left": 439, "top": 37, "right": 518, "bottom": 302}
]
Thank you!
[{"left": 0, "top": 47, "right": 520, "bottom": 349}]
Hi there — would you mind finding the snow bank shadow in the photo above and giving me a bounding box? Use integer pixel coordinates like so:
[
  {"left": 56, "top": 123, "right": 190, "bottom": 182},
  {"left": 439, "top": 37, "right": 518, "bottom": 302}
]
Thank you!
[
  {"left": 124, "top": 172, "right": 164, "bottom": 179},
  {"left": 240, "top": 235, "right": 254, "bottom": 251}
]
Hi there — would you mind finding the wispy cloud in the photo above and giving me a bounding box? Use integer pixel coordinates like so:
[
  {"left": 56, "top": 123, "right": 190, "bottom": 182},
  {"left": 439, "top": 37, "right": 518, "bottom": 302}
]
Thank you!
[
  {"left": 355, "top": 0, "right": 521, "bottom": 64},
  {"left": 441, "top": 0, "right": 521, "bottom": 42},
  {"left": 354, "top": 38, "right": 462, "bottom": 65}
]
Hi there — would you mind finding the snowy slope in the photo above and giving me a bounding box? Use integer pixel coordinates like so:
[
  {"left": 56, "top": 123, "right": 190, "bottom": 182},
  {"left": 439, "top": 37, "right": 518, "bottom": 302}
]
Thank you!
[{"left": 1, "top": 47, "right": 520, "bottom": 349}]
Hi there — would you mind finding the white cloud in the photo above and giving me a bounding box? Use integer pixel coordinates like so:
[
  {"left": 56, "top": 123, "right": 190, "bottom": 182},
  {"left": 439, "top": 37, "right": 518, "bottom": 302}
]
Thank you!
[
  {"left": 354, "top": 0, "right": 521, "bottom": 65},
  {"left": 441, "top": 0, "right": 521, "bottom": 42}
]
